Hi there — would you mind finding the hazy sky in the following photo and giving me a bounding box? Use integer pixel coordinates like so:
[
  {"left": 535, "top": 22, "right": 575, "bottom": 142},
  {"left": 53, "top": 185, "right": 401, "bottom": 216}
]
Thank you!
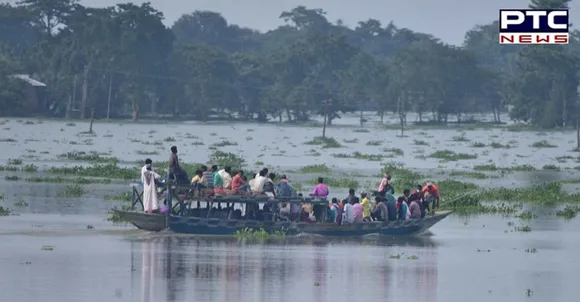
[{"left": 9, "top": 0, "right": 580, "bottom": 45}]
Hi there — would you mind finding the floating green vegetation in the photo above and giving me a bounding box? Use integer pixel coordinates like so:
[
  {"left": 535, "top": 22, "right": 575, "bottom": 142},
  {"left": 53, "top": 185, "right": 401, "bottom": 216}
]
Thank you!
[
  {"left": 58, "top": 184, "right": 86, "bottom": 197},
  {"left": 208, "top": 150, "right": 245, "bottom": 170},
  {"left": 389, "top": 253, "right": 418, "bottom": 260},
  {"left": 234, "top": 227, "right": 286, "bottom": 239},
  {"left": 472, "top": 164, "right": 536, "bottom": 171},
  {"left": 366, "top": 140, "right": 382, "bottom": 146},
  {"left": 306, "top": 149, "right": 321, "bottom": 156},
  {"left": 449, "top": 171, "right": 489, "bottom": 179},
  {"left": 107, "top": 205, "right": 131, "bottom": 222},
  {"left": 254, "top": 161, "right": 264, "bottom": 166},
  {"left": 514, "top": 211, "right": 537, "bottom": 220},
  {"left": 5, "top": 175, "right": 19, "bottom": 181},
  {"left": 429, "top": 150, "right": 477, "bottom": 161},
  {"left": 515, "top": 225, "right": 531, "bottom": 232},
  {"left": 47, "top": 164, "right": 135, "bottom": 179},
  {"left": 556, "top": 205, "right": 580, "bottom": 219},
  {"left": 555, "top": 155, "right": 576, "bottom": 163},
  {"left": 332, "top": 152, "right": 383, "bottom": 161},
  {"left": 479, "top": 182, "right": 578, "bottom": 205},
  {"left": 7, "top": 158, "right": 22, "bottom": 165},
  {"left": 489, "top": 142, "right": 511, "bottom": 149},
  {"left": 0, "top": 138, "right": 17, "bottom": 142},
  {"left": 471, "top": 142, "right": 485, "bottom": 148},
  {"left": 299, "top": 164, "right": 331, "bottom": 173},
  {"left": 525, "top": 248, "right": 537, "bottom": 253},
  {"left": 211, "top": 140, "right": 238, "bottom": 147},
  {"left": 0, "top": 163, "right": 38, "bottom": 172},
  {"left": 26, "top": 176, "right": 111, "bottom": 184},
  {"left": 353, "top": 129, "right": 370, "bottom": 133},
  {"left": 443, "top": 199, "right": 521, "bottom": 215},
  {"left": 311, "top": 177, "right": 359, "bottom": 189},
  {"left": 304, "top": 137, "right": 342, "bottom": 148},
  {"left": 14, "top": 200, "right": 28, "bottom": 207},
  {"left": 542, "top": 164, "right": 560, "bottom": 171},
  {"left": 451, "top": 134, "right": 470, "bottom": 142},
  {"left": 164, "top": 137, "right": 176, "bottom": 142},
  {"left": 383, "top": 148, "right": 404, "bottom": 156},
  {"left": 343, "top": 138, "right": 358, "bottom": 144},
  {"left": 135, "top": 150, "right": 159, "bottom": 155},
  {"left": 531, "top": 140, "right": 556, "bottom": 148},
  {"left": 105, "top": 192, "right": 132, "bottom": 202},
  {"left": 0, "top": 206, "right": 10, "bottom": 216},
  {"left": 58, "top": 151, "right": 118, "bottom": 163},
  {"left": 413, "top": 140, "right": 429, "bottom": 146}
]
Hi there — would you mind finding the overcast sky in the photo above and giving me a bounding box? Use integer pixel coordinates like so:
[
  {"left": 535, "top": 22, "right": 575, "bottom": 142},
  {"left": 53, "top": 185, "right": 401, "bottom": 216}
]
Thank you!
[{"left": 8, "top": 0, "right": 580, "bottom": 45}]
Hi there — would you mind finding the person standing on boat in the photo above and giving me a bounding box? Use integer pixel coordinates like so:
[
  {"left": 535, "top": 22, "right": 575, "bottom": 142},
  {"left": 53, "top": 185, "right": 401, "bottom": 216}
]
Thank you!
[
  {"left": 360, "top": 192, "right": 371, "bottom": 221},
  {"left": 142, "top": 161, "right": 161, "bottom": 214},
  {"left": 168, "top": 146, "right": 187, "bottom": 184},
  {"left": 378, "top": 174, "right": 393, "bottom": 195},
  {"left": 310, "top": 177, "right": 329, "bottom": 198}
]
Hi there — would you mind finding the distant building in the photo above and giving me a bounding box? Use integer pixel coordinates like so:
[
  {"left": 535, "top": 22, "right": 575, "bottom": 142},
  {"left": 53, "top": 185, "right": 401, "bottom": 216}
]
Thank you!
[{"left": 9, "top": 74, "right": 47, "bottom": 114}]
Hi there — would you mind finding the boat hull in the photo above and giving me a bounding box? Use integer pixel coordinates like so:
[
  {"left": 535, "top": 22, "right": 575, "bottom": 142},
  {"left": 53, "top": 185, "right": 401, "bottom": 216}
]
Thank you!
[
  {"left": 168, "top": 211, "right": 453, "bottom": 236},
  {"left": 113, "top": 210, "right": 166, "bottom": 232}
]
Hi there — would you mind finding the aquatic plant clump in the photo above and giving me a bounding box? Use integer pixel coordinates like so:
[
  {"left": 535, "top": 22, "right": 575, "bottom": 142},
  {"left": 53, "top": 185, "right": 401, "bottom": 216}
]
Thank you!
[
  {"left": 304, "top": 137, "right": 342, "bottom": 148},
  {"left": 47, "top": 163, "right": 136, "bottom": 179},
  {"left": 234, "top": 227, "right": 286, "bottom": 239}
]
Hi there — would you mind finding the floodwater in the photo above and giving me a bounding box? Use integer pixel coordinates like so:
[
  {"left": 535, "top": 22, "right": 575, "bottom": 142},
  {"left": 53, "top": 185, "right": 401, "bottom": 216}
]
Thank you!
[
  {"left": 1, "top": 115, "right": 580, "bottom": 301},
  {"left": 0, "top": 212, "right": 578, "bottom": 302}
]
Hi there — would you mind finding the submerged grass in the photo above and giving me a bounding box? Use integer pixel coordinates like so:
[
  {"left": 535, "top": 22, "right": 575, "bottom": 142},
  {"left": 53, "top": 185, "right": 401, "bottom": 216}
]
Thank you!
[
  {"left": 304, "top": 137, "right": 342, "bottom": 148},
  {"left": 449, "top": 171, "right": 490, "bottom": 179},
  {"left": 299, "top": 164, "right": 331, "bottom": 173},
  {"left": 47, "top": 164, "right": 136, "bottom": 179},
  {"left": 473, "top": 164, "right": 536, "bottom": 172},
  {"left": 429, "top": 150, "right": 477, "bottom": 161},
  {"left": 311, "top": 177, "right": 359, "bottom": 189},
  {"left": 58, "top": 184, "right": 86, "bottom": 197},
  {"left": 332, "top": 152, "right": 383, "bottom": 161},
  {"left": 58, "top": 151, "right": 118, "bottom": 163}
]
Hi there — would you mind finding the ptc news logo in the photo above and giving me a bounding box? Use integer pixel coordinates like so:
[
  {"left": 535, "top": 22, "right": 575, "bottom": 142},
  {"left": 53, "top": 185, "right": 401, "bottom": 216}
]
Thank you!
[{"left": 499, "top": 9, "right": 569, "bottom": 44}]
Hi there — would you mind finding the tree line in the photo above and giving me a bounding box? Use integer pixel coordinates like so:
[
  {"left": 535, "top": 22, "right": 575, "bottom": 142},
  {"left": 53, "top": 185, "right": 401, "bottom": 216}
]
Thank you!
[{"left": 0, "top": 0, "right": 578, "bottom": 128}]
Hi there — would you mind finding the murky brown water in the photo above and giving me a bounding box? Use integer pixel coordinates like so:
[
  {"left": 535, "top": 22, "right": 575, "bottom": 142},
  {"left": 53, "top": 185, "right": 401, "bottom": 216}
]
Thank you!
[{"left": 1, "top": 116, "right": 579, "bottom": 301}]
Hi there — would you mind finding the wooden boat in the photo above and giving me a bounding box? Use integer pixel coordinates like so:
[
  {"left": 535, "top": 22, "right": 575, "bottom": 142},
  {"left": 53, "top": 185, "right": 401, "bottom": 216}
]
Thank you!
[
  {"left": 116, "top": 182, "right": 452, "bottom": 235},
  {"left": 168, "top": 210, "right": 452, "bottom": 236},
  {"left": 112, "top": 210, "right": 166, "bottom": 232}
]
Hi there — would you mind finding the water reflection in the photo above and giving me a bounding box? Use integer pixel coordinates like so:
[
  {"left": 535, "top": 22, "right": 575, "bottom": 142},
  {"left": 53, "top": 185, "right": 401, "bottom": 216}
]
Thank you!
[{"left": 129, "top": 236, "right": 438, "bottom": 302}]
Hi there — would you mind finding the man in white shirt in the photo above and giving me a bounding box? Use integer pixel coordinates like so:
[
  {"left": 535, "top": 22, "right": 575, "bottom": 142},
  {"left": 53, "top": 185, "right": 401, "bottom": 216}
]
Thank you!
[{"left": 250, "top": 170, "right": 267, "bottom": 194}]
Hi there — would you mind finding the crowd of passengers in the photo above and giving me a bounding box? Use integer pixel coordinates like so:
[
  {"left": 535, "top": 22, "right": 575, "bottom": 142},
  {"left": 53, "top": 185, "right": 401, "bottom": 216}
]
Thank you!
[{"left": 144, "top": 146, "right": 442, "bottom": 222}]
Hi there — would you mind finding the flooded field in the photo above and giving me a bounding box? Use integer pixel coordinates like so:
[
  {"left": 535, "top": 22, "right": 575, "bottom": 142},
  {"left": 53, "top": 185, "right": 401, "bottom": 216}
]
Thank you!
[{"left": 1, "top": 115, "right": 580, "bottom": 301}]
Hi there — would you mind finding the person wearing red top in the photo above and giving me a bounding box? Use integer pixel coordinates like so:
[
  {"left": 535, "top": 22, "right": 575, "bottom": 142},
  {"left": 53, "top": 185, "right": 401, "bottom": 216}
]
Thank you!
[
  {"left": 420, "top": 182, "right": 440, "bottom": 213},
  {"left": 231, "top": 171, "right": 245, "bottom": 191}
]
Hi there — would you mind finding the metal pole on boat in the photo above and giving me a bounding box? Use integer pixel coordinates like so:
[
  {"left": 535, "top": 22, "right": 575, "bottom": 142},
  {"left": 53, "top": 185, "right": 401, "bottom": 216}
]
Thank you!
[{"left": 166, "top": 166, "right": 172, "bottom": 229}]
